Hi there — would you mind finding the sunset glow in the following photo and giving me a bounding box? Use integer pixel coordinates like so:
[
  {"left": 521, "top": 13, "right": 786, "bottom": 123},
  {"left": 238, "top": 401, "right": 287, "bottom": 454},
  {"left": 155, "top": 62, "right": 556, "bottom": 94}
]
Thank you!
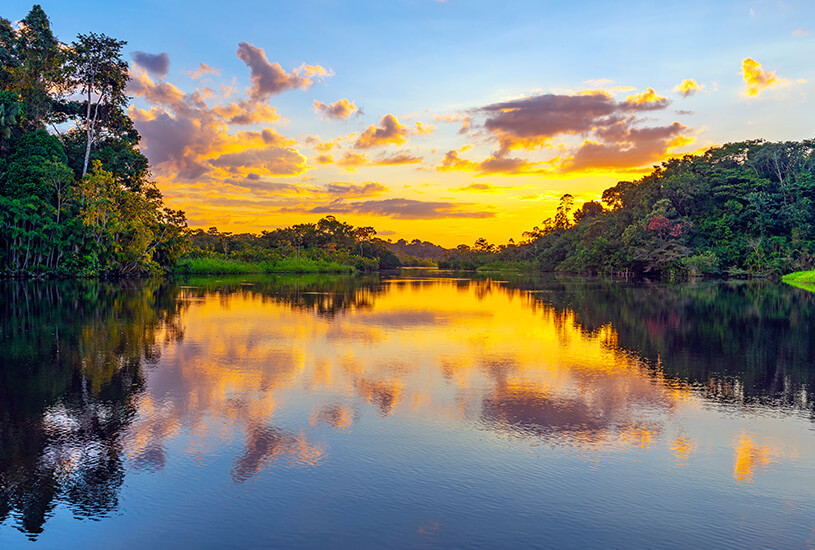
[{"left": 8, "top": 0, "right": 812, "bottom": 245}]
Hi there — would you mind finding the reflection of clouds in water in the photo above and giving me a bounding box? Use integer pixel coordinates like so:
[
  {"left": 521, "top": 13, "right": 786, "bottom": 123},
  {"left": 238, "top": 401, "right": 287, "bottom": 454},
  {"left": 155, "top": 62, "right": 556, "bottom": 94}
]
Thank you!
[
  {"left": 355, "top": 377, "right": 403, "bottom": 416},
  {"left": 310, "top": 404, "right": 357, "bottom": 430},
  {"left": 232, "top": 424, "right": 323, "bottom": 483},
  {"left": 121, "top": 278, "right": 804, "bottom": 486},
  {"left": 351, "top": 308, "right": 492, "bottom": 328},
  {"left": 733, "top": 434, "right": 779, "bottom": 483},
  {"left": 671, "top": 435, "right": 695, "bottom": 463}
]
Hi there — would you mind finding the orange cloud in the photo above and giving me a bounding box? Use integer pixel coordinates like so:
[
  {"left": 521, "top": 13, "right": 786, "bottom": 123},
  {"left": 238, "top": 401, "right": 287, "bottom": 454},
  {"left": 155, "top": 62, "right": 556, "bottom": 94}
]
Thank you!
[
  {"left": 128, "top": 70, "right": 307, "bottom": 183},
  {"left": 413, "top": 121, "right": 435, "bottom": 135},
  {"left": 434, "top": 113, "right": 471, "bottom": 134},
  {"left": 314, "top": 98, "right": 358, "bottom": 119},
  {"left": 306, "top": 197, "right": 495, "bottom": 219},
  {"left": 337, "top": 152, "right": 369, "bottom": 170},
  {"left": 455, "top": 183, "right": 521, "bottom": 193},
  {"left": 375, "top": 152, "right": 423, "bottom": 165},
  {"left": 624, "top": 87, "right": 669, "bottom": 108},
  {"left": 189, "top": 62, "right": 220, "bottom": 79},
  {"left": 564, "top": 122, "right": 689, "bottom": 172},
  {"left": 742, "top": 57, "right": 789, "bottom": 97},
  {"left": 210, "top": 100, "right": 280, "bottom": 125},
  {"left": 354, "top": 114, "right": 410, "bottom": 149},
  {"left": 674, "top": 78, "right": 703, "bottom": 97},
  {"left": 325, "top": 181, "right": 387, "bottom": 198},
  {"left": 438, "top": 147, "right": 544, "bottom": 176}
]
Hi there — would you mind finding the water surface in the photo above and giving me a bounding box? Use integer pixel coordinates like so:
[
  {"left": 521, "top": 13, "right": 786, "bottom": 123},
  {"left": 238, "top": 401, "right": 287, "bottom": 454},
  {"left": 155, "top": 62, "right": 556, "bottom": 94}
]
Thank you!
[{"left": 1, "top": 272, "right": 814, "bottom": 548}]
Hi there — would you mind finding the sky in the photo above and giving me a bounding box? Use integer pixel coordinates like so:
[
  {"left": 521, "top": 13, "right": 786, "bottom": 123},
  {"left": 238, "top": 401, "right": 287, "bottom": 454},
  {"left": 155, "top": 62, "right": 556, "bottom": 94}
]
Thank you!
[{"left": 6, "top": 0, "right": 815, "bottom": 246}]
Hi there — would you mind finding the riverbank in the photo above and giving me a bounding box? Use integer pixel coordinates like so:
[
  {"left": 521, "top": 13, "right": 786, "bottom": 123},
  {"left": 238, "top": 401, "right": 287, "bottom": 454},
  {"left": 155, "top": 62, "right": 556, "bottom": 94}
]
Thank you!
[
  {"left": 782, "top": 270, "right": 815, "bottom": 292},
  {"left": 175, "top": 257, "right": 355, "bottom": 275}
]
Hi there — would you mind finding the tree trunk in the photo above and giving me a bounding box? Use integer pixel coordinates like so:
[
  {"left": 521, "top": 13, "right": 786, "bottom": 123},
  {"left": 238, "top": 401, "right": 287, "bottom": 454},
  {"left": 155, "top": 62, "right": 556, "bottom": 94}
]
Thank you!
[{"left": 82, "top": 84, "right": 93, "bottom": 177}]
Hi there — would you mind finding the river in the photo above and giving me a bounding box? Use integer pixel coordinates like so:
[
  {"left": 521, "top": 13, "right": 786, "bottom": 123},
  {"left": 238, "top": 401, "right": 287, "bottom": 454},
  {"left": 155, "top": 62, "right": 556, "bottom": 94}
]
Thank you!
[{"left": 1, "top": 271, "right": 814, "bottom": 548}]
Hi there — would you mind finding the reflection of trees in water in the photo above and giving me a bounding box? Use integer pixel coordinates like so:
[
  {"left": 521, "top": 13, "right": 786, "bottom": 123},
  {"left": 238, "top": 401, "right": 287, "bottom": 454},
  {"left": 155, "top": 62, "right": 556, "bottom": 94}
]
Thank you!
[
  {"left": 0, "top": 281, "right": 186, "bottom": 537},
  {"left": 515, "top": 277, "right": 815, "bottom": 412},
  {"left": 178, "top": 274, "right": 387, "bottom": 317}
]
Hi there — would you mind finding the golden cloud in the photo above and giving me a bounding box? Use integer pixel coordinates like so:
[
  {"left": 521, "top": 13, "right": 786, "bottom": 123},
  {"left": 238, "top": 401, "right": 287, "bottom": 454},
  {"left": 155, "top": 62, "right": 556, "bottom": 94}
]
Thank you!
[
  {"left": 674, "top": 78, "right": 703, "bottom": 97},
  {"left": 354, "top": 114, "right": 410, "bottom": 149},
  {"left": 742, "top": 57, "right": 789, "bottom": 97},
  {"left": 314, "top": 98, "right": 358, "bottom": 119},
  {"left": 624, "top": 87, "right": 669, "bottom": 108}
]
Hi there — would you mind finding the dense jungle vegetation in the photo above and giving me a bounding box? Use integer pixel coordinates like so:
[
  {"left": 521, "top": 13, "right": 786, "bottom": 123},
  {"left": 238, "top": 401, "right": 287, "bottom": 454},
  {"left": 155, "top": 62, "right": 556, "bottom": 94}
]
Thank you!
[
  {"left": 0, "top": 6, "right": 187, "bottom": 277},
  {"left": 441, "top": 140, "right": 815, "bottom": 278},
  {"left": 183, "top": 216, "right": 402, "bottom": 274}
]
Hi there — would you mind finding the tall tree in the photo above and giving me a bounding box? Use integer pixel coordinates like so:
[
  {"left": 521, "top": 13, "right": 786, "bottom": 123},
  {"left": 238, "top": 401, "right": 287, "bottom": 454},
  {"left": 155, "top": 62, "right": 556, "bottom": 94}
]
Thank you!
[
  {"left": 9, "top": 5, "right": 64, "bottom": 128},
  {"left": 66, "top": 32, "right": 128, "bottom": 176}
]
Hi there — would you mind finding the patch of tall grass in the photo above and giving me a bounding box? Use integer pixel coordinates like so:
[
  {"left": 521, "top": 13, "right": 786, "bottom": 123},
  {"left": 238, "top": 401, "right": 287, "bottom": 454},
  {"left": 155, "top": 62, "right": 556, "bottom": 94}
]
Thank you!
[
  {"left": 176, "top": 257, "right": 354, "bottom": 274},
  {"left": 782, "top": 270, "right": 815, "bottom": 292}
]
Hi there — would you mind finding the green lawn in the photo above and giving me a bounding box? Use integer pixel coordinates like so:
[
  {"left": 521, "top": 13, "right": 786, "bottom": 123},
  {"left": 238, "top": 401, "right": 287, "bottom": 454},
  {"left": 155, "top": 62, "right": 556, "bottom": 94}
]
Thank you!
[
  {"left": 781, "top": 270, "right": 815, "bottom": 292},
  {"left": 176, "top": 257, "right": 354, "bottom": 275}
]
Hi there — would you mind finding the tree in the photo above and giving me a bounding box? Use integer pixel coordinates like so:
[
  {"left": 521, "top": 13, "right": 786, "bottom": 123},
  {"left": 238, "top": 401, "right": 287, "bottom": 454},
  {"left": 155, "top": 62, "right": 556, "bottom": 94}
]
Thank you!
[
  {"left": 7, "top": 6, "right": 66, "bottom": 129},
  {"left": 66, "top": 32, "right": 128, "bottom": 176},
  {"left": 554, "top": 194, "right": 574, "bottom": 229},
  {"left": 573, "top": 200, "right": 604, "bottom": 224}
]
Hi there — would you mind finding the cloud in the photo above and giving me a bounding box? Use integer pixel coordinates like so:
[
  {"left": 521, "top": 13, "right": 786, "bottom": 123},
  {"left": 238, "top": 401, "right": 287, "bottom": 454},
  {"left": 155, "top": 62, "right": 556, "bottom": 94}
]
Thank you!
[
  {"left": 414, "top": 121, "right": 435, "bottom": 135},
  {"left": 472, "top": 88, "right": 690, "bottom": 172},
  {"left": 131, "top": 51, "right": 170, "bottom": 78},
  {"left": 314, "top": 98, "right": 358, "bottom": 119},
  {"left": 624, "top": 87, "right": 670, "bottom": 109},
  {"left": 308, "top": 198, "right": 495, "bottom": 219},
  {"left": 354, "top": 114, "right": 410, "bottom": 149},
  {"left": 434, "top": 113, "right": 471, "bottom": 134},
  {"left": 128, "top": 69, "right": 306, "bottom": 182},
  {"left": 674, "top": 79, "right": 703, "bottom": 97},
  {"left": 565, "top": 123, "right": 687, "bottom": 171},
  {"left": 209, "top": 147, "right": 306, "bottom": 176},
  {"left": 210, "top": 99, "right": 280, "bottom": 125},
  {"left": 438, "top": 147, "right": 544, "bottom": 176},
  {"left": 337, "top": 152, "right": 369, "bottom": 169},
  {"left": 236, "top": 41, "right": 330, "bottom": 100},
  {"left": 128, "top": 69, "right": 185, "bottom": 106},
  {"left": 325, "top": 182, "right": 387, "bottom": 197},
  {"left": 375, "top": 152, "right": 423, "bottom": 165},
  {"left": 189, "top": 63, "right": 220, "bottom": 79},
  {"left": 481, "top": 92, "right": 619, "bottom": 151},
  {"left": 742, "top": 57, "right": 789, "bottom": 97},
  {"left": 455, "top": 183, "right": 520, "bottom": 193},
  {"left": 792, "top": 28, "right": 810, "bottom": 36},
  {"left": 480, "top": 89, "right": 675, "bottom": 153}
]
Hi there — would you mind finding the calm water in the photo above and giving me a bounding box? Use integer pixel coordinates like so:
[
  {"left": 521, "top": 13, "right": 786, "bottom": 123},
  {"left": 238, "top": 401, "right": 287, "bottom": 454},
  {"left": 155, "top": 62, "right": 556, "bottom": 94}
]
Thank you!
[{"left": 1, "top": 271, "right": 814, "bottom": 549}]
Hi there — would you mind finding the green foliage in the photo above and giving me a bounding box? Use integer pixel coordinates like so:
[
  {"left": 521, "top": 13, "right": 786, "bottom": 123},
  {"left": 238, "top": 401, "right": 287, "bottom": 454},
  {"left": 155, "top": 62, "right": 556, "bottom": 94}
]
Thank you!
[
  {"left": 499, "top": 139, "right": 815, "bottom": 278},
  {"left": 782, "top": 270, "right": 815, "bottom": 292},
  {"left": 0, "top": 6, "right": 187, "bottom": 278},
  {"left": 2, "top": 128, "right": 67, "bottom": 200},
  {"left": 176, "top": 256, "right": 355, "bottom": 275},
  {"left": 186, "top": 216, "right": 400, "bottom": 273}
]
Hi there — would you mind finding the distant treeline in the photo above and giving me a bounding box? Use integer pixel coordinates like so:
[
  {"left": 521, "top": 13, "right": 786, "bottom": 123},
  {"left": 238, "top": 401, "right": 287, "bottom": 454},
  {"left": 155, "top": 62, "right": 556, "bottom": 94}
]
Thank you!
[
  {"left": 441, "top": 139, "right": 815, "bottom": 278},
  {"left": 188, "top": 216, "right": 401, "bottom": 271},
  {"left": 0, "top": 6, "right": 186, "bottom": 277}
]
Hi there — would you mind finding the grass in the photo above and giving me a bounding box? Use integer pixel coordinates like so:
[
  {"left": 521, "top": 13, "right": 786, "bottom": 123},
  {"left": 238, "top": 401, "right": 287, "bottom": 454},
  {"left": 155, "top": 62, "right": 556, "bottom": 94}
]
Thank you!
[
  {"left": 475, "top": 260, "right": 536, "bottom": 273},
  {"left": 176, "top": 257, "right": 354, "bottom": 275},
  {"left": 781, "top": 270, "right": 815, "bottom": 292}
]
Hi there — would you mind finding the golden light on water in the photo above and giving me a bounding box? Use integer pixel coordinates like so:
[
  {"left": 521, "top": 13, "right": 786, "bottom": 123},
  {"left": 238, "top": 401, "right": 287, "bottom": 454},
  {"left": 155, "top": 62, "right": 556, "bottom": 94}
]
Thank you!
[{"left": 123, "top": 278, "right": 805, "bottom": 484}]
